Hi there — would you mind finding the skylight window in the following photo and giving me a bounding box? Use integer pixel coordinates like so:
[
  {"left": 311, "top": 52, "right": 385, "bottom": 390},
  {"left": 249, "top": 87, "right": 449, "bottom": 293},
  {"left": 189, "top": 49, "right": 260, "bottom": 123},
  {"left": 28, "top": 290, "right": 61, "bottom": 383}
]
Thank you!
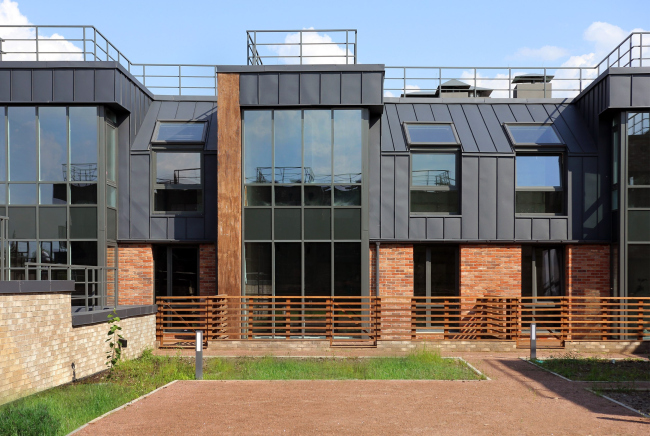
[
  {"left": 505, "top": 124, "right": 563, "bottom": 145},
  {"left": 153, "top": 121, "right": 207, "bottom": 143},
  {"left": 403, "top": 123, "right": 459, "bottom": 145}
]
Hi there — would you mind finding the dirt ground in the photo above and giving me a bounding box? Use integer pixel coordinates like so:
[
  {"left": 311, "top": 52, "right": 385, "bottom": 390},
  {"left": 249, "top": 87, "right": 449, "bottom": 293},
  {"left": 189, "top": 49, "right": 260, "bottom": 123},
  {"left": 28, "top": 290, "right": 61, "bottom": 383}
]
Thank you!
[{"left": 74, "top": 355, "right": 650, "bottom": 436}]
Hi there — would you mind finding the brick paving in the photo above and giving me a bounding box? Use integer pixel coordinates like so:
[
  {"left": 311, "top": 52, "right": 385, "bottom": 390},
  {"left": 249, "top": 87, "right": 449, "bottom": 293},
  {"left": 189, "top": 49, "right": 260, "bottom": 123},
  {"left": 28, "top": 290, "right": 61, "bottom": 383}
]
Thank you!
[{"left": 76, "top": 353, "right": 650, "bottom": 435}]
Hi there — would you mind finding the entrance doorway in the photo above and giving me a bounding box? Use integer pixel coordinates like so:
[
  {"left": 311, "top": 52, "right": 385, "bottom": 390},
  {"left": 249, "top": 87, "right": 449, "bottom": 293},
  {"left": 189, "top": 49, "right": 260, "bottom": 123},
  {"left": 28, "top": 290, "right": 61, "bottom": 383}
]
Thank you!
[{"left": 154, "top": 246, "right": 199, "bottom": 297}]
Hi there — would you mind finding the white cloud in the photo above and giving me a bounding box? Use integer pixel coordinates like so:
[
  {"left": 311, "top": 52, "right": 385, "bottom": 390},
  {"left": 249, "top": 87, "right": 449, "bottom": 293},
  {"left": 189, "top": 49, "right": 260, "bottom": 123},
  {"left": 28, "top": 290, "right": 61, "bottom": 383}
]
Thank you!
[
  {"left": 0, "top": 0, "right": 82, "bottom": 61},
  {"left": 384, "top": 84, "right": 420, "bottom": 98},
  {"left": 269, "top": 28, "right": 354, "bottom": 65},
  {"left": 512, "top": 45, "right": 569, "bottom": 61}
]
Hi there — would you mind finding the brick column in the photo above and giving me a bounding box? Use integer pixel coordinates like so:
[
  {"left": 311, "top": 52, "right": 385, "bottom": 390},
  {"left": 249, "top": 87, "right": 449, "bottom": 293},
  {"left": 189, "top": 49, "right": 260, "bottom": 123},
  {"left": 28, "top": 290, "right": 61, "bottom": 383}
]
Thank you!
[
  {"left": 376, "top": 244, "right": 414, "bottom": 340},
  {"left": 199, "top": 243, "right": 217, "bottom": 296},
  {"left": 460, "top": 244, "right": 521, "bottom": 298},
  {"left": 117, "top": 244, "right": 154, "bottom": 305},
  {"left": 566, "top": 245, "right": 610, "bottom": 297}
]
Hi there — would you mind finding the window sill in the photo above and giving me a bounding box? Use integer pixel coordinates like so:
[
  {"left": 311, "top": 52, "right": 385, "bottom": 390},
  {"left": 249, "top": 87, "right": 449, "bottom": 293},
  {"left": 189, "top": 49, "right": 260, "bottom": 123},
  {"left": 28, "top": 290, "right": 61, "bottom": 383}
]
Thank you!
[{"left": 515, "top": 214, "right": 568, "bottom": 218}]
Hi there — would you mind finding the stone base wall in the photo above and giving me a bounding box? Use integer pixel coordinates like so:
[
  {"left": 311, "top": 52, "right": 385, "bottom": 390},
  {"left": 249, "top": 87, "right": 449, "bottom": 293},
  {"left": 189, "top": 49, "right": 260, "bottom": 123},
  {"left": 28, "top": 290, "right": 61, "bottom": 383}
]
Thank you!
[
  {"left": 377, "top": 340, "right": 518, "bottom": 353},
  {"left": 565, "top": 341, "right": 650, "bottom": 354},
  {"left": 0, "top": 293, "right": 156, "bottom": 405}
]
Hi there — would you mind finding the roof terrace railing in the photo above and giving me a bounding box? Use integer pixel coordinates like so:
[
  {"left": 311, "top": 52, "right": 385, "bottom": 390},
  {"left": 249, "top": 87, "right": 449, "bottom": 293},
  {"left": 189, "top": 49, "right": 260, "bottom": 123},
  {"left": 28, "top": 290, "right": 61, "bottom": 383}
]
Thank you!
[
  {"left": 384, "top": 66, "right": 598, "bottom": 99},
  {"left": 246, "top": 29, "right": 357, "bottom": 65},
  {"left": 596, "top": 32, "right": 650, "bottom": 73},
  {"left": 0, "top": 26, "right": 648, "bottom": 98}
]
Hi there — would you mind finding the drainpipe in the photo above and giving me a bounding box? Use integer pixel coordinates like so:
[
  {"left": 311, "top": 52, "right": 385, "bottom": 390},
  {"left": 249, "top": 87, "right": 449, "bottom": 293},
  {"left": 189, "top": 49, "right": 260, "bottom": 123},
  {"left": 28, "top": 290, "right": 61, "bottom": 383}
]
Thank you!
[{"left": 375, "top": 242, "right": 380, "bottom": 297}]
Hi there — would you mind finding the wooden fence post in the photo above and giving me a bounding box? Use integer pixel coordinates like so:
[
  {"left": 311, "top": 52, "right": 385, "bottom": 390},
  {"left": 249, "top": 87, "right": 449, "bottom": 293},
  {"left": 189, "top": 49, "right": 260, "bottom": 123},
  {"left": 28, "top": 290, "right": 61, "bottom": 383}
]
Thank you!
[
  {"left": 444, "top": 299, "right": 449, "bottom": 339},
  {"left": 326, "top": 298, "right": 332, "bottom": 344},
  {"left": 285, "top": 299, "right": 291, "bottom": 339},
  {"left": 638, "top": 300, "right": 645, "bottom": 341},
  {"left": 567, "top": 297, "right": 573, "bottom": 341},
  {"left": 156, "top": 298, "right": 162, "bottom": 345},
  {"left": 247, "top": 297, "right": 253, "bottom": 340},
  {"left": 411, "top": 298, "right": 417, "bottom": 340}
]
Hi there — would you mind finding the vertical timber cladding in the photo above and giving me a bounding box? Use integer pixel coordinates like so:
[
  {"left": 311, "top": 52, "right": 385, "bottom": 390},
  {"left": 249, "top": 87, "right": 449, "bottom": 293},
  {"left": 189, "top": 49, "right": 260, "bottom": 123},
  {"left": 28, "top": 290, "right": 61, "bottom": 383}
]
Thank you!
[{"left": 217, "top": 73, "right": 242, "bottom": 296}]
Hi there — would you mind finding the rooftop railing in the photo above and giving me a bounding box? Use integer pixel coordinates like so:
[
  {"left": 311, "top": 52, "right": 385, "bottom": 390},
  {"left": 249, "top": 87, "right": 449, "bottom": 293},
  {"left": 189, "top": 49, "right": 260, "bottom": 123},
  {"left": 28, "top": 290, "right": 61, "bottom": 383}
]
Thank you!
[
  {"left": 0, "top": 26, "right": 648, "bottom": 98},
  {"left": 246, "top": 29, "right": 357, "bottom": 65}
]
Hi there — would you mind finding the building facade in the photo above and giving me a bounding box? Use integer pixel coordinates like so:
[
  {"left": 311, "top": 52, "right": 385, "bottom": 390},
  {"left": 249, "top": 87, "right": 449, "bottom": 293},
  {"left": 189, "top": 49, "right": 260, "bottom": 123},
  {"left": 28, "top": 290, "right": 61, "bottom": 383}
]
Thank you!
[{"left": 0, "top": 28, "right": 648, "bottom": 311}]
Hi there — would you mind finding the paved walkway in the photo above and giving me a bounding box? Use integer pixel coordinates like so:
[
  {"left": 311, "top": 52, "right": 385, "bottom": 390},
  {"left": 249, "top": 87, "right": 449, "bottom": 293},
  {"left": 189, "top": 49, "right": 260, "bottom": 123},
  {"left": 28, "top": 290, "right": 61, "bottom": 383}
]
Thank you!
[{"left": 76, "top": 355, "right": 649, "bottom": 435}]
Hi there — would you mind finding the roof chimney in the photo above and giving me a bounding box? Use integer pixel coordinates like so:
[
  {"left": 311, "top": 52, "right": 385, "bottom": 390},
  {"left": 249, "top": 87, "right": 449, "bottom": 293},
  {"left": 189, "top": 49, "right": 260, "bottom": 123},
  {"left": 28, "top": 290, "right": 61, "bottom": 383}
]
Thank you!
[
  {"left": 401, "top": 79, "right": 492, "bottom": 98},
  {"left": 513, "top": 74, "right": 553, "bottom": 98}
]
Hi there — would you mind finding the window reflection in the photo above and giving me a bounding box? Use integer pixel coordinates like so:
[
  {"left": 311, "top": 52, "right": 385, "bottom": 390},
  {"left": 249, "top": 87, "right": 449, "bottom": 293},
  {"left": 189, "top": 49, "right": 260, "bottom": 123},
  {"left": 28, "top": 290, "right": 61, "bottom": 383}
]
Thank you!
[
  {"left": 69, "top": 107, "right": 98, "bottom": 178},
  {"left": 274, "top": 111, "right": 302, "bottom": 183},
  {"left": 9, "top": 107, "right": 37, "bottom": 181},
  {"left": 304, "top": 111, "right": 332, "bottom": 183},
  {"left": 334, "top": 110, "right": 362, "bottom": 184},
  {"left": 39, "top": 107, "right": 68, "bottom": 182},
  {"left": 244, "top": 111, "right": 272, "bottom": 183},
  {"left": 156, "top": 153, "right": 201, "bottom": 185}
]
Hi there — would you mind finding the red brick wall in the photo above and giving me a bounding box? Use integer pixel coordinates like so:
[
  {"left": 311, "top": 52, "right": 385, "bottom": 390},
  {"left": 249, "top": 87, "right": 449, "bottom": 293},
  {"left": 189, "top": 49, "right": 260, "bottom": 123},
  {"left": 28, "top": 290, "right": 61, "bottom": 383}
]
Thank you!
[
  {"left": 117, "top": 244, "right": 154, "bottom": 305},
  {"left": 377, "top": 244, "right": 414, "bottom": 297},
  {"left": 199, "top": 243, "right": 217, "bottom": 296},
  {"left": 460, "top": 245, "right": 521, "bottom": 298},
  {"left": 566, "top": 245, "right": 610, "bottom": 297},
  {"left": 375, "top": 244, "right": 413, "bottom": 340}
]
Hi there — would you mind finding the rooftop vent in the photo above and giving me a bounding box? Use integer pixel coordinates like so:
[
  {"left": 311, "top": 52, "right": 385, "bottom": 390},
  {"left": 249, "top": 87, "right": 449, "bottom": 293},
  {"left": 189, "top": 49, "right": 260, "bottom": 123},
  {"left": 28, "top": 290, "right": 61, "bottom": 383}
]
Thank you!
[
  {"left": 513, "top": 74, "right": 553, "bottom": 98},
  {"left": 402, "top": 79, "right": 493, "bottom": 98}
]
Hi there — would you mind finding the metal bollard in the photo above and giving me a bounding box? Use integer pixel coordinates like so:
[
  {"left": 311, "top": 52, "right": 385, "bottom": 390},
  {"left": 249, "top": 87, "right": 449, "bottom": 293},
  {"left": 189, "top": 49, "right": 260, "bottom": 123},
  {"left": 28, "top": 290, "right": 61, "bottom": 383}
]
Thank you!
[
  {"left": 195, "top": 330, "right": 203, "bottom": 380},
  {"left": 530, "top": 323, "right": 537, "bottom": 360}
]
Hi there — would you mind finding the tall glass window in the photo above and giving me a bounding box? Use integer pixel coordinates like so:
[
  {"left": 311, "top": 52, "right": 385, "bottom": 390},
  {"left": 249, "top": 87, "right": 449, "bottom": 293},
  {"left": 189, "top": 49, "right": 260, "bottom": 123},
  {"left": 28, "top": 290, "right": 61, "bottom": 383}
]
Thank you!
[
  {"left": 243, "top": 109, "right": 366, "bottom": 296},
  {"left": 0, "top": 106, "right": 103, "bottom": 283},
  {"left": 410, "top": 153, "right": 459, "bottom": 214},
  {"left": 626, "top": 112, "right": 650, "bottom": 297}
]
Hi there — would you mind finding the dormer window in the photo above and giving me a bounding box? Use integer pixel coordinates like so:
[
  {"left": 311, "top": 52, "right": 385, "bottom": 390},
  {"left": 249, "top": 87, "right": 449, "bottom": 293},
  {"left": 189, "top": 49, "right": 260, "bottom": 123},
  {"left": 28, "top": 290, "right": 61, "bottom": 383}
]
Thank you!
[
  {"left": 152, "top": 121, "right": 207, "bottom": 144},
  {"left": 504, "top": 123, "right": 563, "bottom": 145},
  {"left": 403, "top": 123, "right": 460, "bottom": 145}
]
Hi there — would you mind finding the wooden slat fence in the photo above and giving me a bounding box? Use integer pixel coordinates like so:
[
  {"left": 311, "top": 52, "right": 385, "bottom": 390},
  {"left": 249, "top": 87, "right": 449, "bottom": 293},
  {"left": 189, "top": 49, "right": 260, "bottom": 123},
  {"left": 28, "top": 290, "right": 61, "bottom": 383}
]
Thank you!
[{"left": 156, "top": 295, "right": 650, "bottom": 348}]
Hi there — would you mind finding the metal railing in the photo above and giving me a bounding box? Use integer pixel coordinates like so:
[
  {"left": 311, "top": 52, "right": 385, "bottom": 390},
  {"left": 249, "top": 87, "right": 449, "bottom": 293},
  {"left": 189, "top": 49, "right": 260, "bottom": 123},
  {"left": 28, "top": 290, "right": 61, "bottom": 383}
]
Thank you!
[
  {"left": 0, "top": 26, "right": 648, "bottom": 98},
  {"left": 24, "top": 262, "right": 117, "bottom": 311},
  {"left": 596, "top": 32, "right": 650, "bottom": 73},
  {"left": 247, "top": 29, "right": 357, "bottom": 65}
]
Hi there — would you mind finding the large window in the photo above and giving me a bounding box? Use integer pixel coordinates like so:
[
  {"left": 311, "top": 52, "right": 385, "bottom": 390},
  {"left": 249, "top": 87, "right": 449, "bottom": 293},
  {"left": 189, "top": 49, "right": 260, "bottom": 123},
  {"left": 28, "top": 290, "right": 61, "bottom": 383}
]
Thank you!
[
  {"left": 626, "top": 112, "right": 650, "bottom": 297},
  {"left": 414, "top": 245, "right": 458, "bottom": 297},
  {"left": 153, "top": 151, "right": 203, "bottom": 212},
  {"left": 515, "top": 154, "right": 564, "bottom": 214},
  {"left": 0, "top": 106, "right": 103, "bottom": 280},
  {"left": 522, "top": 246, "right": 564, "bottom": 297},
  {"left": 410, "top": 153, "right": 458, "bottom": 214},
  {"left": 243, "top": 109, "right": 366, "bottom": 297}
]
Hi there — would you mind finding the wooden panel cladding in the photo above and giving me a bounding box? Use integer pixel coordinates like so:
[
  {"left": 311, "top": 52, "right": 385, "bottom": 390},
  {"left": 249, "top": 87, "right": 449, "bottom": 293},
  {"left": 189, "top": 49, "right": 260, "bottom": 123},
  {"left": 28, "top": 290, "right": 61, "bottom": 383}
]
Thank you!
[{"left": 217, "top": 73, "right": 241, "bottom": 296}]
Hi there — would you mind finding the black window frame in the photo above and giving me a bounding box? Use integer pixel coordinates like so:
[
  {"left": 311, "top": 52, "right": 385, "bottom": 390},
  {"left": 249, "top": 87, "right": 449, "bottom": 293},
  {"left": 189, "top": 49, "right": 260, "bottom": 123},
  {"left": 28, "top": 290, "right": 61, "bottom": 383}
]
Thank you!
[
  {"left": 151, "top": 120, "right": 208, "bottom": 145},
  {"left": 515, "top": 151, "right": 566, "bottom": 216},
  {"left": 151, "top": 147, "right": 204, "bottom": 215},
  {"left": 503, "top": 122, "right": 564, "bottom": 146},
  {"left": 403, "top": 121, "right": 461, "bottom": 146},
  {"left": 409, "top": 149, "right": 460, "bottom": 215},
  {"left": 521, "top": 245, "right": 565, "bottom": 300}
]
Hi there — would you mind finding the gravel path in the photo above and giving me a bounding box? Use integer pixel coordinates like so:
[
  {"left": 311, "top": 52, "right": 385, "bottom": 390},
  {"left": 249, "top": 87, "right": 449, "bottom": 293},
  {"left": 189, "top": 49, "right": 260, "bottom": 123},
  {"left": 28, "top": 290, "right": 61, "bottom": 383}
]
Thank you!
[{"left": 75, "top": 356, "right": 650, "bottom": 435}]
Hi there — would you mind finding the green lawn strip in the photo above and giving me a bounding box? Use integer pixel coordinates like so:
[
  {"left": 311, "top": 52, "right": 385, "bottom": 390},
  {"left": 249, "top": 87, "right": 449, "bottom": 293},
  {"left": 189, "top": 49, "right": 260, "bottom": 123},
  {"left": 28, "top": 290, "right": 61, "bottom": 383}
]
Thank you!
[
  {"left": 0, "top": 349, "right": 481, "bottom": 435},
  {"left": 534, "top": 356, "right": 650, "bottom": 382}
]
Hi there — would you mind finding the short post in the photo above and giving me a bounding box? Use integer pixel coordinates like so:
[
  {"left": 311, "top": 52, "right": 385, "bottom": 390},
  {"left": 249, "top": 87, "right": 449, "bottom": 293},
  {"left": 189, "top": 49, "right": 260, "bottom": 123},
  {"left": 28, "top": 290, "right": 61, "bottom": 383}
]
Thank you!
[
  {"left": 530, "top": 323, "right": 537, "bottom": 360},
  {"left": 195, "top": 330, "right": 203, "bottom": 380}
]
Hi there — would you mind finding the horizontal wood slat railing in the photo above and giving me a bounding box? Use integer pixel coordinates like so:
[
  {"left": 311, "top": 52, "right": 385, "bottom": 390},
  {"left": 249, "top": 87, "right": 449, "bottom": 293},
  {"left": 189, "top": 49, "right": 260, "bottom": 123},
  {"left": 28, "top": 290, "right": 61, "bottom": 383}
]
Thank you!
[{"left": 155, "top": 296, "right": 650, "bottom": 348}]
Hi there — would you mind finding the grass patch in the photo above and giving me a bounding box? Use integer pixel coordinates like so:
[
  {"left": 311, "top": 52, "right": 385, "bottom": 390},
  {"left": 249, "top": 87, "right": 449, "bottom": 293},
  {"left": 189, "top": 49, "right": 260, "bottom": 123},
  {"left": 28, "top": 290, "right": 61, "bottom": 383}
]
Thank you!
[
  {"left": 0, "top": 349, "right": 481, "bottom": 435},
  {"left": 534, "top": 354, "right": 650, "bottom": 382}
]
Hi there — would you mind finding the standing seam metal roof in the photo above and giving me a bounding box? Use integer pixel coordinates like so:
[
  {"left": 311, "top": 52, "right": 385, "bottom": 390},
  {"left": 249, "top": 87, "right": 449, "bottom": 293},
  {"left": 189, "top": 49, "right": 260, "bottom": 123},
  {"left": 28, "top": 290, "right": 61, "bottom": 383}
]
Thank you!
[{"left": 381, "top": 102, "right": 597, "bottom": 154}]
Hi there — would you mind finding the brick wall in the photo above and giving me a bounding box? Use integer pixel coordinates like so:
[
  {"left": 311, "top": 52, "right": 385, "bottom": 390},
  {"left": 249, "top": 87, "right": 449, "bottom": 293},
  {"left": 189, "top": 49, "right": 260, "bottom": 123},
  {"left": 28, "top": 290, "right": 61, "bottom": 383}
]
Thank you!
[
  {"left": 460, "top": 244, "right": 521, "bottom": 298},
  {"left": 375, "top": 244, "right": 413, "bottom": 340},
  {"left": 377, "top": 244, "right": 414, "bottom": 297},
  {"left": 566, "top": 245, "right": 610, "bottom": 297},
  {"left": 0, "top": 293, "right": 155, "bottom": 405},
  {"left": 118, "top": 244, "right": 154, "bottom": 305},
  {"left": 200, "top": 243, "right": 217, "bottom": 296}
]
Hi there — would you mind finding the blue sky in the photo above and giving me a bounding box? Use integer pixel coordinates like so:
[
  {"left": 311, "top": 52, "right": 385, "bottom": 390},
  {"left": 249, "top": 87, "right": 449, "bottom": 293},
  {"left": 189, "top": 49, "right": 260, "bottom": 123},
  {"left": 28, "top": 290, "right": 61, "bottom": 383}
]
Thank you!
[{"left": 2, "top": 0, "right": 648, "bottom": 67}]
